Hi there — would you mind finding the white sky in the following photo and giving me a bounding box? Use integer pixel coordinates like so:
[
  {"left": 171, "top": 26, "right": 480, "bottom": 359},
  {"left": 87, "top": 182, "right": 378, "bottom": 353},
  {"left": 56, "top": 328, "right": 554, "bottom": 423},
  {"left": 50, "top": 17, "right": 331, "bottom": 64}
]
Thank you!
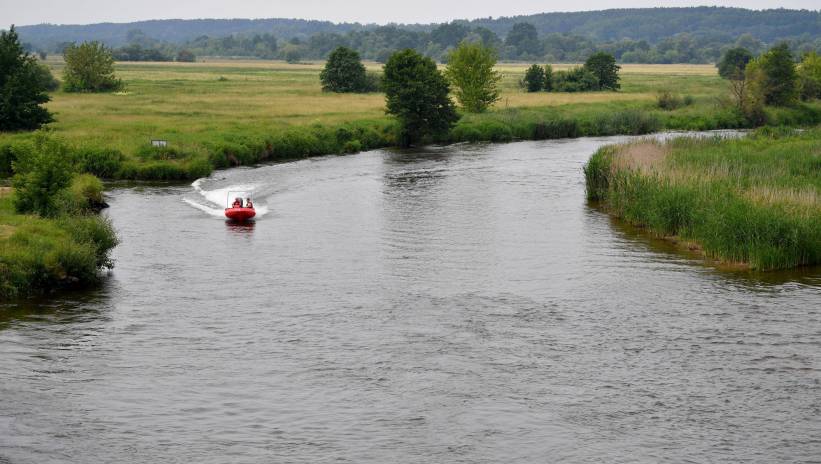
[{"left": 1, "top": 0, "right": 818, "bottom": 27}]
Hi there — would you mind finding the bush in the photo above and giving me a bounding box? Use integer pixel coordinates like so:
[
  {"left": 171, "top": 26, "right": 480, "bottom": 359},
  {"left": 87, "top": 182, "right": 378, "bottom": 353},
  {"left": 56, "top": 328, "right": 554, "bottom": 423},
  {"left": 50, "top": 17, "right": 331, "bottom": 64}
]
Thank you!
[
  {"left": 65, "top": 173, "right": 105, "bottom": 212},
  {"left": 71, "top": 146, "right": 124, "bottom": 177},
  {"left": 62, "top": 41, "right": 122, "bottom": 92},
  {"left": 176, "top": 49, "right": 196, "bottom": 62},
  {"left": 656, "top": 91, "right": 693, "bottom": 110},
  {"left": 11, "top": 136, "right": 74, "bottom": 217},
  {"left": 552, "top": 67, "right": 599, "bottom": 92},
  {"left": 798, "top": 52, "right": 821, "bottom": 101},
  {"left": 521, "top": 64, "right": 545, "bottom": 92}
]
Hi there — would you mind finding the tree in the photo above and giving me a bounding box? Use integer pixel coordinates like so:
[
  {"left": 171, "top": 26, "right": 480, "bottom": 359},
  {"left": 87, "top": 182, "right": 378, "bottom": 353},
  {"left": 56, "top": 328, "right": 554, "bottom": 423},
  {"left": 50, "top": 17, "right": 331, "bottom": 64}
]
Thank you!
[
  {"left": 285, "top": 49, "right": 302, "bottom": 64},
  {"left": 11, "top": 135, "right": 73, "bottom": 216},
  {"left": 543, "top": 64, "right": 554, "bottom": 91},
  {"left": 717, "top": 47, "right": 753, "bottom": 80},
  {"left": 798, "top": 52, "right": 821, "bottom": 101},
  {"left": 444, "top": 41, "right": 501, "bottom": 113},
  {"left": 584, "top": 52, "right": 621, "bottom": 90},
  {"left": 383, "top": 49, "right": 459, "bottom": 146},
  {"left": 754, "top": 43, "right": 798, "bottom": 106},
  {"left": 176, "top": 49, "right": 196, "bottom": 62},
  {"left": 320, "top": 46, "right": 372, "bottom": 93},
  {"left": 505, "top": 23, "right": 541, "bottom": 58},
  {"left": 522, "top": 64, "right": 545, "bottom": 92},
  {"left": 63, "top": 42, "right": 122, "bottom": 92},
  {"left": 0, "top": 26, "right": 53, "bottom": 131},
  {"left": 552, "top": 67, "right": 599, "bottom": 92}
]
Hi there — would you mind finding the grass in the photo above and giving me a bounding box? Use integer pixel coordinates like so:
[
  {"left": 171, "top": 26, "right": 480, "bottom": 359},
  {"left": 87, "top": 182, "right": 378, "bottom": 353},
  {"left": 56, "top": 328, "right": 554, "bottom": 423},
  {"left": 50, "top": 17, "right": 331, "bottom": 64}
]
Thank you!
[
  {"left": 0, "top": 187, "right": 118, "bottom": 300},
  {"left": 1, "top": 59, "right": 819, "bottom": 181},
  {"left": 584, "top": 127, "right": 821, "bottom": 270}
]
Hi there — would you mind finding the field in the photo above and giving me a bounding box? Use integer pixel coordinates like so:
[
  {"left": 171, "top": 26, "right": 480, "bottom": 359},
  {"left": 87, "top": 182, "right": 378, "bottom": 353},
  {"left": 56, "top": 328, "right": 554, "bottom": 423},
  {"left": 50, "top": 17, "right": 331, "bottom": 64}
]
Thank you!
[
  {"left": 584, "top": 128, "right": 821, "bottom": 270},
  {"left": 0, "top": 59, "right": 818, "bottom": 180},
  {"left": 1, "top": 60, "right": 720, "bottom": 152}
]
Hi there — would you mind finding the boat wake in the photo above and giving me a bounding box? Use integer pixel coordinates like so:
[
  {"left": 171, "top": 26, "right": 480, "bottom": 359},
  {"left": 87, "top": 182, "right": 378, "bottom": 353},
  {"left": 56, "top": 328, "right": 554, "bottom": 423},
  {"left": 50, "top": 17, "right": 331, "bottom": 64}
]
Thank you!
[{"left": 184, "top": 178, "right": 269, "bottom": 218}]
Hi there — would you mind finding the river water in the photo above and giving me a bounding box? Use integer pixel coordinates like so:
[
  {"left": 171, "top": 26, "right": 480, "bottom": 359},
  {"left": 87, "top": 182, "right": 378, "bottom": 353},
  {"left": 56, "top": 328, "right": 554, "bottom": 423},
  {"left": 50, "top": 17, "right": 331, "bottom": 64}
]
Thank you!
[{"left": 1, "top": 134, "right": 819, "bottom": 463}]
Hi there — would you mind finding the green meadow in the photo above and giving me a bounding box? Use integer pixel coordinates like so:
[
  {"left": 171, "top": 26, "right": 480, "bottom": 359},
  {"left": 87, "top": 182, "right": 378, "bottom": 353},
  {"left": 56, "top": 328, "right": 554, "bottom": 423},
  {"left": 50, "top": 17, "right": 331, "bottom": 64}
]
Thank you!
[
  {"left": 3, "top": 59, "right": 818, "bottom": 181},
  {"left": 585, "top": 128, "right": 821, "bottom": 270}
]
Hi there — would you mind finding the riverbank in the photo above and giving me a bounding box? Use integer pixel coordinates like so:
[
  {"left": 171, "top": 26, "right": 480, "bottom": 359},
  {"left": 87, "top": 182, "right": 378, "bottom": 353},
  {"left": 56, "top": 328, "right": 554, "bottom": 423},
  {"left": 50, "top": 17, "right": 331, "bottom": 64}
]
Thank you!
[
  {"left": 584, "top": 127, "right": 821, "bottom": 270},
  {"left": 1, "top": 60, "right": 819, "bottom": 181},
  {"left": 0, "top": 188, "right": 118, "bottom": 300}
]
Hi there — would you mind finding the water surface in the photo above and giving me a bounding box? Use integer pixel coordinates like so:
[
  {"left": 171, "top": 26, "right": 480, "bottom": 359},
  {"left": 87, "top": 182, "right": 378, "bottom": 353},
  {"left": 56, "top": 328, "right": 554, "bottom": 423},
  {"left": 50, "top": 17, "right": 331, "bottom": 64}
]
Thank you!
[{"left": 2, "top": 135, "right": 819, "bottom": 463}]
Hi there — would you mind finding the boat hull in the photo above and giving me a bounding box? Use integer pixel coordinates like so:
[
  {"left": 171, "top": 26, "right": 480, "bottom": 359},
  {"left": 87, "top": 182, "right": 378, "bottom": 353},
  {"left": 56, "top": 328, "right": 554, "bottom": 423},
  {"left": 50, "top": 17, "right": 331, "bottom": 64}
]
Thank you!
[{"left": 225, "top": 207, "right": 256, "bottom": 221}]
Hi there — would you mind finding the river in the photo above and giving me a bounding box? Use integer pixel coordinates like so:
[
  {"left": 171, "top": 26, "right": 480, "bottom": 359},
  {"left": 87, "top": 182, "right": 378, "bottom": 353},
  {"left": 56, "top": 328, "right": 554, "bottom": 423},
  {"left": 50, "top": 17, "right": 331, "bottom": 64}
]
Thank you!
[{"left": 1, "top": 134, "right": 819, "bottom": 463}]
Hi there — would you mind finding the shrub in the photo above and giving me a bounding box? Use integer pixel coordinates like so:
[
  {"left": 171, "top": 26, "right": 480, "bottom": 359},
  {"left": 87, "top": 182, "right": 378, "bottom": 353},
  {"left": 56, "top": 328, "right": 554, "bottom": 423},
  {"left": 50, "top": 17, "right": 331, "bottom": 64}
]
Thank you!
[
  {"left": 552, "top": 67, "right": 599, "bottom": 92},
  {"left": 71, "top": 146, "right": 123, "bottom": 177},
  {"left": 521, "top": 64, "right": 545, "bottom": 92},
  {"left": 11, "top": 136, "right": 74, "bottom": 217},
  {"left": 63, "top": 41, "right": 122, "bottom": 92},
  {"left": 798, "top": 51, "right": 821, "bottom": 101},
  {"left": 176, "top": 49, "right": 196, "bottom": 62},
  {"left": 748, "top": 43, "right": 798, "bottom": 107}
]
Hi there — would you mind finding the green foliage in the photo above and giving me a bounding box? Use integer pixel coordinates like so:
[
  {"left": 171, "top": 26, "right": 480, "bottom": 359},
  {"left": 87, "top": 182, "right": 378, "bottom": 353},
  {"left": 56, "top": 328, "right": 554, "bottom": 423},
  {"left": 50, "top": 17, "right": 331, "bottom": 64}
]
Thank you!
[
  {"left": 798, "top": 52, "right": 821, "bottom": 101},
  {"left": 383, "top": 49, "right": 459, "bottom": 146},
  {"left": 584, "top": 52, "right": 621, "bottom": 90},
  {"left": 444, "top": 41, "right": 501, "bottom": 113},
  {"left": 176, "top": 49, "right": 196, "bottom": 62},
  {"left": 0, "top": 197, "right": 119, "bottom": 299},
  {"left": 753, "top": 43, "right": 799, "bottom": 106},
  {"left": 71, "top": 146, "right": 124, "bottom": 178},
  {"left": 0, "top": 26, "right": 53, "bottom": 131},
  {"left": 522, "top": 64, "right": 545, "bottom": 92},
  {"left": 505, "top": 23, "right": 541, "bottom": 58},
  {"left": 717, "top": 47, "right": 753, "bottom": 80},
  {"left": 585, "top": 130, "right": 821, "bottom": 270},
  {"left": 67, "top": 173, "right": 105, "bottom": 210},
  {"left": 319, "top": 47, "right": 374, "bottom": 93},
  {"left": 285, "top": 49, "right": 302, "bottom": 64},
  {"left": 543, "top": 64, "right": 553, "bottom": 91},
  {"left": 553, "top": 67, "right": 599, "bottom": 92},
  {"left": 32, "top": 62, "right": 60, "bottom": 91},
  {"left": 656, "top": 91, "right": 693, "bottom": 110},
  {"left": 63, "top": 41, "right": 122, "bottom": 92},
  {"left": 11, "top": 136, "right": 74, "bottom": 217}
]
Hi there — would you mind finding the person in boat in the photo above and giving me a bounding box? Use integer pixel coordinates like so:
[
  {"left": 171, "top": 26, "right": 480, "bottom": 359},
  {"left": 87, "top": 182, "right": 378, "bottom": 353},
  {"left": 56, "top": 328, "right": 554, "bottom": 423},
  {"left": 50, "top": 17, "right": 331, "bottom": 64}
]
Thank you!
[
  {"left": 232, "top": 197, "right": 242, "bottom": 208},
  {"left": 245, "top": 198, "right": 254, "bottom": 209}
]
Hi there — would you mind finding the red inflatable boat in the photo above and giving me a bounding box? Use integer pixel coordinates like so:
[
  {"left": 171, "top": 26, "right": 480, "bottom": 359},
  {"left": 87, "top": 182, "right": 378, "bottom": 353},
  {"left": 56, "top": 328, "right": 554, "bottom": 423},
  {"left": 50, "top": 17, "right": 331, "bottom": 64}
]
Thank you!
[
  {"left": 225, "top": 191, "right": 256, "bottom": 221},
  {"left": 225, "top": 206, "right": 256, "bottom": 222}
]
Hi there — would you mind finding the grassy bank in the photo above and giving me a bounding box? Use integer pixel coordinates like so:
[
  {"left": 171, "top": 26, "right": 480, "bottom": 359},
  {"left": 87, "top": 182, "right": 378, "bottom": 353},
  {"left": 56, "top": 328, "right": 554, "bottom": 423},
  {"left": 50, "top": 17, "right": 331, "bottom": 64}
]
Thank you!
[
  {"left": 584, "top": 128, "right": 821, "bottom": 270},
  {"left": 0, "top": 184, "right": 118, "bottom": 300},
  {"left": 1, "top": 60, "right": 820, "bottom": 181}
]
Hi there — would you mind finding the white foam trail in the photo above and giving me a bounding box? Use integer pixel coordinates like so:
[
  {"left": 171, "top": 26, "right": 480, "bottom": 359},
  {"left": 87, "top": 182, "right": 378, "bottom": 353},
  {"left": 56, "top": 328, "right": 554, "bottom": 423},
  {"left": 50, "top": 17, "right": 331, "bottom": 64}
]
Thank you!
[
  {"left": 186, "top": 178, "right": 269, "bottom": 218},
  {"left": 182, "top": 198, "right": 225, "bottom": 217}
]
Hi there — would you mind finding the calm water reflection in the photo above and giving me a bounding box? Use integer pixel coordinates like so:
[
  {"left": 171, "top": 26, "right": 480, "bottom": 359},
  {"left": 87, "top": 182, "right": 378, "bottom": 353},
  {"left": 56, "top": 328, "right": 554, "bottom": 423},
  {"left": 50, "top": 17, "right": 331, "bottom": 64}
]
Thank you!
[{"left": 1, "top": 134, "right": 819, "bottom": 463}]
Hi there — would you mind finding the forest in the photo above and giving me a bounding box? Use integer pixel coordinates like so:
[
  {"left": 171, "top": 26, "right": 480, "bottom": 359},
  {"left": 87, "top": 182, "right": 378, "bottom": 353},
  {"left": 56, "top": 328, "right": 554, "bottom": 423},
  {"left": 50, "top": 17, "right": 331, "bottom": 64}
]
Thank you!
[{"left": 13, "top": 7, "right": 821, "bottom": 64}]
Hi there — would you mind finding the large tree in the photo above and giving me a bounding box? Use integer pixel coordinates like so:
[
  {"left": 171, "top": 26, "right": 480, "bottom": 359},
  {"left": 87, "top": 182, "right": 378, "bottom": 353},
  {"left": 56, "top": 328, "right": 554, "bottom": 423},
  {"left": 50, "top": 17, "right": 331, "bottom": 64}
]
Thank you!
[
  {"left": 717, "top": 47, "right": 753, "bottom": 80},
  {"left": 754, "top": 43, "right": 798, "bottom": 106},
  {"left": 0, "top": 26, "right": 53, "bottom": 131},
  {"left": 383, "top": 49, "right": 459, "bottom": 147},
  {"left": 505, "top": 23, "right": 541, "bottom": 58},
  {"left": 584, "top": 52, "right": 621, "bottom": 91},
  {"left": 444, "top": 41, "right": 501, "bottom": 113},
  {"left": 63, "top": 41, "right": 122, "bottom": 92},
  {"left": 319, "top": 46, "right": 372, "bottom": 93}
]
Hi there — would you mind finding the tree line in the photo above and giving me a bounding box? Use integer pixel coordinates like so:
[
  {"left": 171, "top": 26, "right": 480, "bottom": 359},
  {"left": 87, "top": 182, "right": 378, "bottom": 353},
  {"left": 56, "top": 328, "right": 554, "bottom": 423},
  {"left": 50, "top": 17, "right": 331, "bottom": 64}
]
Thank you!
[{"left": 37, "top": 21, "right": 821, "bottom": 65}]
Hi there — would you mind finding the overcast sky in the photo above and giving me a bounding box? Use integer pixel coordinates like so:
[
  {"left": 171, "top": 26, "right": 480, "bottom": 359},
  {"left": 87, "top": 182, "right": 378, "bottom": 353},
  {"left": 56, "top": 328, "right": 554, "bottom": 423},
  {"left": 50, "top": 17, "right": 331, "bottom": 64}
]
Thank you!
[{"left": 1, "top": 0, "right": 818, "bottom": 27}]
